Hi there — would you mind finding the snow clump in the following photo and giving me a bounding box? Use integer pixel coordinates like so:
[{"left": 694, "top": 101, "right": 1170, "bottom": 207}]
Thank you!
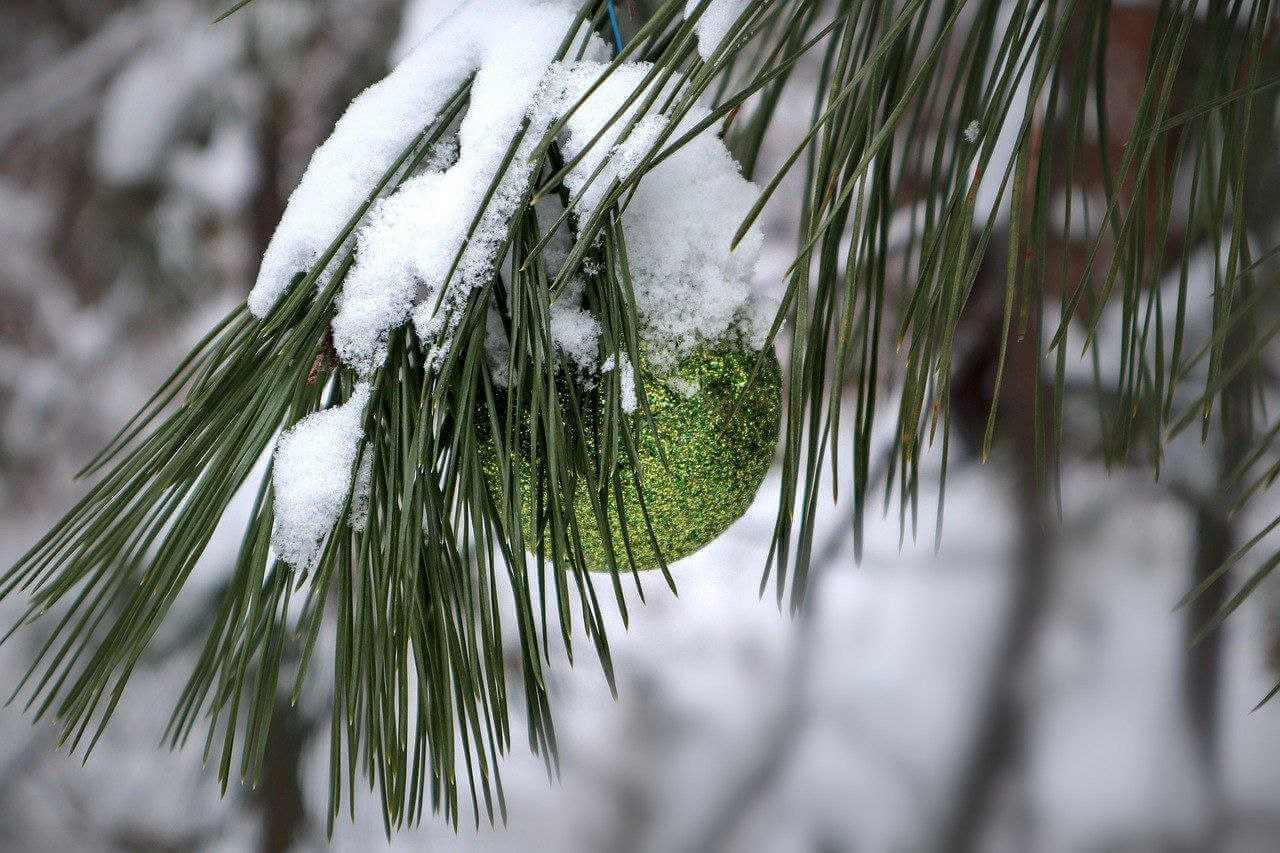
[
  {"left": 260, "top": 1, "right": 768, "bottom": 566},
  {"left": 270, "top": 383, "right": 370, "bottom": 571}
]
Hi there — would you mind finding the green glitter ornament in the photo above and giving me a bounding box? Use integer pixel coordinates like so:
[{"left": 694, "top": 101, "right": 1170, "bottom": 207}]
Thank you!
[{"left": 498, "top": 341, "right": 782, "bottom": 572}]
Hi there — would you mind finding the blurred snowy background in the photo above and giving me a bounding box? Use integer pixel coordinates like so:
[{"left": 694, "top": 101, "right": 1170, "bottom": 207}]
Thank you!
[{"left": 2, "top": 1, "right": 1280, "bottom": 851}]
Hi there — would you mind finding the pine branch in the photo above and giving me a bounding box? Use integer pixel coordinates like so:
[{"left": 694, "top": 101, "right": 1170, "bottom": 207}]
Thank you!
[{"left": 4, "top": 1, "right": 1280, "bottom": 839}]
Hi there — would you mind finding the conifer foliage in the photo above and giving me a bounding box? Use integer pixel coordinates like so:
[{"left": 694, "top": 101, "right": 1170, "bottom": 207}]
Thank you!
[{"left": 3, "top": 0, "right": 1279, "bottom": 835}]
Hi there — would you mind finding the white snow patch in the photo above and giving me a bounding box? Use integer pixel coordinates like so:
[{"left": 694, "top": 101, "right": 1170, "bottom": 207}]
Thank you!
[
  {"left": 271, "top": 383, "right": 371, "bottom": 570},
  {"left": 685, "top": 0, "right": 750, "bottom": 59},
  {"left": 324, "top": 1, "right": 577, "bottom": 373},
  {"left": 248, "top": 2, "right": 576, "bottom": 320},
  {"left": 255, "top": 4, "right": 765, "bottom": 381},
  {"left": 327, "top": 138, "right": 457, "bottom": 373},
  {"left": 603, "top": 353, "right": 638, "bottom": 413},
  {"left": 539, "top": 59, "right": 767, "bottom": 371},
  {"left": 532, "top": 60, "right": 670, "bottom": 216},
  {"left": 619, "top": 355, "right": 637, "bottom": 413},
  {"left": 548, "top": 278, "right": 602, "bottom": 370},
  {"left": 391, "top": 0, "right": 471, "bottom": 64}
]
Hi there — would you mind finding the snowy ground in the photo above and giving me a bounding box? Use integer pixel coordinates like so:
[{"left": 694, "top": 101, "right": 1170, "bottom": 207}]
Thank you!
[{"left": 6, "top": 453, "right": 1280, "bottom": 851}]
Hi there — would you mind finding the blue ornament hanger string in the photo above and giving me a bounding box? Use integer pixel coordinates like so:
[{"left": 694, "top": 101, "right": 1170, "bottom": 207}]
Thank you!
[{"left": 607, "top": 0, "right": 625, "bottom": 55}]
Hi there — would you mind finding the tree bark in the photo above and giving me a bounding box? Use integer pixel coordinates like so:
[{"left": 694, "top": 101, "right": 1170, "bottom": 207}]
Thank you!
[
  {"left": 1182, "top": 308, "right": 1253, "bottom": 849},
  {"left": 933, "top": 248, "right": 1053, "bottom": 852},
  {"left": 257, "top": 699, "right": 311, "bottom": 853}
]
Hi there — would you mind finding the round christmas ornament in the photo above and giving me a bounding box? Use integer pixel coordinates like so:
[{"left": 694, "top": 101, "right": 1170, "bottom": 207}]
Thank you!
[{"left": 503, "top": 340, "right": 782, "bottom": 571}]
